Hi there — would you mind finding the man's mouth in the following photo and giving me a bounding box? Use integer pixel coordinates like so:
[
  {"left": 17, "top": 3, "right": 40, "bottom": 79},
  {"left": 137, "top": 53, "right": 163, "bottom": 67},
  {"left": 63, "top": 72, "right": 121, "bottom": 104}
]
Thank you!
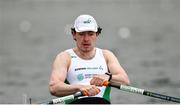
[{"left": 83, "top": 43, "right": 91, "bottom": 47}]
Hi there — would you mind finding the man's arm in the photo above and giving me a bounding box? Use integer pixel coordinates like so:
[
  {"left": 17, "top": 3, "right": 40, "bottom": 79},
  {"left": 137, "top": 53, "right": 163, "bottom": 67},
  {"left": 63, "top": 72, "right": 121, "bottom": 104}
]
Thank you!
[
  {"left": 103, "top": 49, "right": 130, "bottom": 85},
  {"left": 90, "top": 49, "right": 130, "bottom": 86},
  {"left": 49, "top": 51, "right": 100, "bottom": 97},
  {"left": 49, "top": 51, "right": 80, "bottom": 96}
]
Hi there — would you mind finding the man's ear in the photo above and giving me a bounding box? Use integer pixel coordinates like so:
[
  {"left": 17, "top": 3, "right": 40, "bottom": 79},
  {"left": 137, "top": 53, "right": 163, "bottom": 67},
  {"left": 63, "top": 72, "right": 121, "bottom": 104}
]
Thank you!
[
  {"left": 71, "top": 28, "right": 76, "bottom": 41},
  {"left": 72, "top": 32, "right": 76, "bottom": 41},
  {"left": 72, "top": 34, "right": 76, "bottom": 41}
]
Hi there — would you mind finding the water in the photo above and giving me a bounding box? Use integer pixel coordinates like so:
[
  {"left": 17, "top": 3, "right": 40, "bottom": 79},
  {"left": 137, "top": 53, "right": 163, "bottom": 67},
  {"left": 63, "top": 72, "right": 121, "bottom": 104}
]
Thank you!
[{"left": 0, "top": 0, "right": 180, "bottom": 104}]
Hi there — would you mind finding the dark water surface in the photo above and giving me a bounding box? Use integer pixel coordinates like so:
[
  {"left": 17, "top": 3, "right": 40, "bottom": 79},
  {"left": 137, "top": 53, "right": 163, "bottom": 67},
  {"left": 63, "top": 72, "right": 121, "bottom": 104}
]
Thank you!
[{"left": 0, "top": 0, "right": 180, "bottom": 104}]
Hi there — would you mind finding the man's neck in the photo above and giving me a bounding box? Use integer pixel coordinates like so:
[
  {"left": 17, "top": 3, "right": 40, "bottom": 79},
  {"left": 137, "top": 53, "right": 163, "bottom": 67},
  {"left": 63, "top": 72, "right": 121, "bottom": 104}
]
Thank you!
[{"left": 73, "top": 47, "right": 96, "bottom": 60}]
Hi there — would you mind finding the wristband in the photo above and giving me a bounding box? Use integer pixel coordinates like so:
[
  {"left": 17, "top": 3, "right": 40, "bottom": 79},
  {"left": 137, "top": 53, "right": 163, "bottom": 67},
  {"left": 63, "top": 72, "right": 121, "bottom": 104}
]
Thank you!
[{"left": 105, "top": 72, "right": 112, "bottom": 81}]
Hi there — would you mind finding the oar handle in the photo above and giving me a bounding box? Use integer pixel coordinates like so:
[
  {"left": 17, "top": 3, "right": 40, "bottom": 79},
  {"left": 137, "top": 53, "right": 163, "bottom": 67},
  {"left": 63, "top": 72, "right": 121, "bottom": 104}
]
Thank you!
[{"left": 103, "top": 81, "right": 121, "bottom": 89}]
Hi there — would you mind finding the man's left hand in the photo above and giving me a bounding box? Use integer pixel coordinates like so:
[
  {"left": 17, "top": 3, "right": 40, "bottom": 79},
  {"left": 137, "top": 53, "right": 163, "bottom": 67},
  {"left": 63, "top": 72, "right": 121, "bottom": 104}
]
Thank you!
[{"left": 90, "top": 74, "right": 109, "bottom": 86}]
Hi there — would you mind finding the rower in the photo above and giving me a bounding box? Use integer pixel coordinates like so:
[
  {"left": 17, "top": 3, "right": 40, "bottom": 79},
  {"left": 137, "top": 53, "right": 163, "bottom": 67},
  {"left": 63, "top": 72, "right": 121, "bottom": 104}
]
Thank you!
[{"left": 49, "top": 14, "right": 130, "bottom": 104}]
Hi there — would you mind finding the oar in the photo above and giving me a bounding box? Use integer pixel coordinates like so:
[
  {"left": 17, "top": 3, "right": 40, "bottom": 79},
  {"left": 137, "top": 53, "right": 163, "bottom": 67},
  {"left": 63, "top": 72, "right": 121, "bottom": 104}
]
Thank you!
[
  {"left": 103, "top": 81, "right": 180, "bottom": 103},
  {"left": 39, "top": 92, "right": 83, "bottom": 105}
]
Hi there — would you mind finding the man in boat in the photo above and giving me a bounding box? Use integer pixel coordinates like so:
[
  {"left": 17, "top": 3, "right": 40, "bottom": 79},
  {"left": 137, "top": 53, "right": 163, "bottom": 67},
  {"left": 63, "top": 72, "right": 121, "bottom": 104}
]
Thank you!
[{"left": 49, "top": 14, "right": 130, "bottom": 104}]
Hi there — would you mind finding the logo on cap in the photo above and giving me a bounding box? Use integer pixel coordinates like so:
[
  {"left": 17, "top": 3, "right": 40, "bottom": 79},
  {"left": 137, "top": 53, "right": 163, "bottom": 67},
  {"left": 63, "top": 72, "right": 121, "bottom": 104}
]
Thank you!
[{"left": 83, "top": 19, "right": 91, "bottom": 24}]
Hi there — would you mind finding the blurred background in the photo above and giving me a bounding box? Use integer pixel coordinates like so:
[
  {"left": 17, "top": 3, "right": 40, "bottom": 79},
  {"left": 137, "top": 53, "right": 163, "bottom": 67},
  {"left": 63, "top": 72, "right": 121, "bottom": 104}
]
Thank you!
[{"left": 0, "top": 0, "right": 180, "bottom": 104}]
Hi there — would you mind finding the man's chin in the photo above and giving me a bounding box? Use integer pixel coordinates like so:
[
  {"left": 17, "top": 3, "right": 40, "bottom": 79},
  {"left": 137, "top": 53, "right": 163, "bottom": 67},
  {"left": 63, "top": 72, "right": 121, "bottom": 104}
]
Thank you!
[{"left": 82, "top": 48, "right": 93, "bottom": 52}]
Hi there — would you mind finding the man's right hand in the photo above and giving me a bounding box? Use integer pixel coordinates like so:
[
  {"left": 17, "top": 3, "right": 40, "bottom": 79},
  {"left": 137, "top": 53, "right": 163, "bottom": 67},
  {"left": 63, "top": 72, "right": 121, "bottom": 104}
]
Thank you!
[{"left": 79, "top": 85, "right": 100, "bottom": 96}]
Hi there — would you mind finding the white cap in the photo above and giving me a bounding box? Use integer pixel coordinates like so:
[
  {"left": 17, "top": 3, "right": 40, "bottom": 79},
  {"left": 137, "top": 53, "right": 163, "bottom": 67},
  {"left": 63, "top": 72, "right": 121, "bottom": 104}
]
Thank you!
[{"left": 73, "top": 14, "right": 98, "bottom": 32}]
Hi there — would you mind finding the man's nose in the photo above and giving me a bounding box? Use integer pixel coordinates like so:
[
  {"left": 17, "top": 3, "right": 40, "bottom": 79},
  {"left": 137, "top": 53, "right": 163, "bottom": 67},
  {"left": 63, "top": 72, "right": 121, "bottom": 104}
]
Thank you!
[{"left": 83, "top": 34, "right": 90, "bottom": 41}]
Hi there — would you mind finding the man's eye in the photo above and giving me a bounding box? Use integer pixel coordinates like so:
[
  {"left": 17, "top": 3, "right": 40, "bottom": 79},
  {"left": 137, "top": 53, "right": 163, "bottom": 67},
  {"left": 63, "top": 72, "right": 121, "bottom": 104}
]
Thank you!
[
  {"left": 89, "top": 34, "right": 94, "bottom": 36},
  {"left": 88, "top": 32, "right": 94, "bottom": 36},
  {"left": 79, "top": 33, "right": 85, "bottom": 36}
]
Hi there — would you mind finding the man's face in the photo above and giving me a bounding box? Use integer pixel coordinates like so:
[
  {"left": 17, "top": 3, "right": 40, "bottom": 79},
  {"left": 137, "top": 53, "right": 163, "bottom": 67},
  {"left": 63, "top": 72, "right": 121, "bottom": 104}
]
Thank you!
[{"left": 73, "top": 31, "right": 98, "bottom": 52}]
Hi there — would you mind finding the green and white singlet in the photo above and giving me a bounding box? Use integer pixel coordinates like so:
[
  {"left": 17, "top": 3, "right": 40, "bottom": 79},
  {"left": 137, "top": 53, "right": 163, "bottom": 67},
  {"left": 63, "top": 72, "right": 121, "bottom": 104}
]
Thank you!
[{"left": 66, "top": 48, "right": 111, "bottom": 103}]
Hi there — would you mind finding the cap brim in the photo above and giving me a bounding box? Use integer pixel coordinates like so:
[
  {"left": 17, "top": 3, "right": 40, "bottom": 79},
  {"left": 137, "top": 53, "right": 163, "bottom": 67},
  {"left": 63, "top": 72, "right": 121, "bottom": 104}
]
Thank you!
[{"left": 75, "top": 27, "right": 97, "bottom": 32}]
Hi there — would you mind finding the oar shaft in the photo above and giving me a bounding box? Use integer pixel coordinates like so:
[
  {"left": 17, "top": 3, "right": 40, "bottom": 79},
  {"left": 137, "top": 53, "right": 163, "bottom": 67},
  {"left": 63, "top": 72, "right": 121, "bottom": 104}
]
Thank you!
[
  {"left": 143, "top": 91, "right": 180, "bottom": 103},
  {"left": 108, "top": 83, "right": 180, "bottom": 103}
]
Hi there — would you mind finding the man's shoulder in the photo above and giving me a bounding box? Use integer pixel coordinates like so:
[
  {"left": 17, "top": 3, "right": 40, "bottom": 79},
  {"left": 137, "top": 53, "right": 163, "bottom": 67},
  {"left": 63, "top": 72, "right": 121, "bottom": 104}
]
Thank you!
[
  {"left": 99, "top": 49, "right": 114, "bottom": 60},
  {"left": 101, "top": 49, "right": 113, "bottom": 55},
  {"left": 56, "top": 49, "right": 72, "bottom": 60}
]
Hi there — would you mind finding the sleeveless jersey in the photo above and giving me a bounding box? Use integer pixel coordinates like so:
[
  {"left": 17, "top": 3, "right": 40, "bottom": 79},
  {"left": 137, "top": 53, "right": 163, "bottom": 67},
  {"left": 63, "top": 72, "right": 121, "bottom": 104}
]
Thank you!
[{"left": 65, "top": 48, "right": 111, "bottom": 101}]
